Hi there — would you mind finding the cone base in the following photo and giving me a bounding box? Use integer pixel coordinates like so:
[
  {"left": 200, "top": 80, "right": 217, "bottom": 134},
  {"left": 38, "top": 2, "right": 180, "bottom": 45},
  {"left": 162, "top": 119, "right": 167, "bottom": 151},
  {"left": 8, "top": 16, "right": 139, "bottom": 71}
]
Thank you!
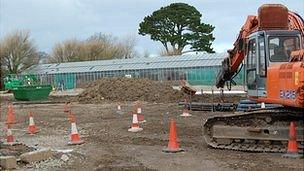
[
  {"left": 180, "top": 113, "right": 191, "bottom": 117},
  {"left": 28, "top": 130, "right": 39, "bottom": 135},
  {"left": 162, "top": 147, "right": 184, "bottom": 153},
  {"left": 282, "top": 152, "right": 303, "bottom": 158},
  {"left": 139, "top": 120, "right": 146, "bottom": 123},
  {"left": 3, "top": 142, "right": 21, "bottom": 146},
  {"left": 68, "top": 140, "right": 84, "bottom": 145},
  {"left": 128, "top": 127, "right": 143, "bottom": 132},
  {"left": 116, "top": 110, "right": 124, "bottom": 115}
]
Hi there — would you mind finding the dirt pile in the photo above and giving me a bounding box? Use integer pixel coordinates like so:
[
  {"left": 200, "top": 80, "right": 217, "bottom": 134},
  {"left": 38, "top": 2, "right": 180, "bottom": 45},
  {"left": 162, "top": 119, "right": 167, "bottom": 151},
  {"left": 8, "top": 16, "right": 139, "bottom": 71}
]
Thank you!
[{"left": 77, "top": 77, "right": 184, "bottom": 103}]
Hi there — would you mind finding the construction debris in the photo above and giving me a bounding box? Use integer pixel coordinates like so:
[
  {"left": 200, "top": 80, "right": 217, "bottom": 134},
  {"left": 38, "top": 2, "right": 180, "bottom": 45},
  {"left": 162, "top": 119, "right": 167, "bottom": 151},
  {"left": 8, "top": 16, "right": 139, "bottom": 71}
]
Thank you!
[
  {"left": 60, "top": 154, "right": 69, "bottom": 162},
  {"left": 0, "top": 156, "right": 17, "bottom": 170},
  {"left": 180, "top": 80, "right": 196, "bottom": 96},
  {"left": 20, "top": 149, "right": 53, "bottom": 164}
]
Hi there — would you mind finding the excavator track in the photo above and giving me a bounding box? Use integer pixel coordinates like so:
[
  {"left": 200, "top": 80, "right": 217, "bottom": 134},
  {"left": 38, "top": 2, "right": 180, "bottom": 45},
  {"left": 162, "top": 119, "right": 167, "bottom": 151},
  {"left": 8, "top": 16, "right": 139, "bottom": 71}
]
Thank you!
[{"left": 203, "top": 108, "right": 304, "bottom": 153}]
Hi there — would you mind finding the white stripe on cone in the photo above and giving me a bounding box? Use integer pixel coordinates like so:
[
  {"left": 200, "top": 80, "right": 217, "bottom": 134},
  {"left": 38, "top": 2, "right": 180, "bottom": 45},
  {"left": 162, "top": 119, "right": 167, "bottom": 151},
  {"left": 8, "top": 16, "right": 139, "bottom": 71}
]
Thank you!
[
  {"left": 29, "top": 117, "right": 35, "bottom": 125},
  {"left": 7, "top": 128, "right": 12, "bottom": 136},
  {"left": 132, "top": 114, "right": 139, "bottom": 128},
  {"left": 137, "top": 108, "right": 142, "bottom": 114},
  {"left": 71, "top": 123, "right": 79, "bottom": 135}
]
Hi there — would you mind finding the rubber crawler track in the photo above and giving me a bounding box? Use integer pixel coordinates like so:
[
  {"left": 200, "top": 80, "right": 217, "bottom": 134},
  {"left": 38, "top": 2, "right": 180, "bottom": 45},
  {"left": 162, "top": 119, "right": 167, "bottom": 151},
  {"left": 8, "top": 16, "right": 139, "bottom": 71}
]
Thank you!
[{"left": 203, "top": 108, "right": 304, "bottom": 153}]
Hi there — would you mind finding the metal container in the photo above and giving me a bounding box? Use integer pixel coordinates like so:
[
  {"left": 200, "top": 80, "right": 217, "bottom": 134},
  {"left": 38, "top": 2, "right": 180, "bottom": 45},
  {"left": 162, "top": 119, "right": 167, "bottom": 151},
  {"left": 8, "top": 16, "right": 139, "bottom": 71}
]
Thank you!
[{"left": 12, "top": 85, "right": 52, "bottom": 101}]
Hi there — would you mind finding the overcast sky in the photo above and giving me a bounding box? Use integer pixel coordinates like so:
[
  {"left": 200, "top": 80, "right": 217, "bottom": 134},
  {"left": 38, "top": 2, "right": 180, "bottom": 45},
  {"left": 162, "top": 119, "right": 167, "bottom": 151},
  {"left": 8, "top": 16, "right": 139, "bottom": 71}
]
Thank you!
[{"left": 0, "top": 0, "right": 303, "bottom": 56}]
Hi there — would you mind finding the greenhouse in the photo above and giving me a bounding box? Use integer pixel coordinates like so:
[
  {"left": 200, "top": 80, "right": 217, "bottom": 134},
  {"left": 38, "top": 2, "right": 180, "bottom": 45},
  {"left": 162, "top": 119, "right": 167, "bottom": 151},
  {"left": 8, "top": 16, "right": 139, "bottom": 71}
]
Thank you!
[{"left": 22, "top": 53, "right": 245, "bottom": 90}]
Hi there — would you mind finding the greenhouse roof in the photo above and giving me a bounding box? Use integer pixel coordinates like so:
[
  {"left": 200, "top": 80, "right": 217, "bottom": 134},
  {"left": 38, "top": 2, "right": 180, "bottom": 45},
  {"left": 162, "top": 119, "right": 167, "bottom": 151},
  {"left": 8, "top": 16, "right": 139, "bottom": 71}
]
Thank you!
[{"left": 24, "top": 52, "right": 227, "bottom": 74}]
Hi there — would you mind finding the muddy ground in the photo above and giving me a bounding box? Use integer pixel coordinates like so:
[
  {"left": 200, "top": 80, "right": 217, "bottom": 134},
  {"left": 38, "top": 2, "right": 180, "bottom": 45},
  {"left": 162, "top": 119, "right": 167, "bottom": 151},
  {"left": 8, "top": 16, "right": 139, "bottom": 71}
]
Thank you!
[{"left": 0, "top": 101, "right": 303, "bottom": 171}]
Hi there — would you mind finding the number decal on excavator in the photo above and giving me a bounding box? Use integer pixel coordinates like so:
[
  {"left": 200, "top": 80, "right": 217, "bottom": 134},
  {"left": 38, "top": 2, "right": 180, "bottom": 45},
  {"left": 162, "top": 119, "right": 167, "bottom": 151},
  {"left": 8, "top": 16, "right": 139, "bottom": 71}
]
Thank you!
[
  {"left": 294, "top": 72, "right": 299, "bottom": 86},
  {"left": 280, "top": 90, "right": 296, "bottom": 99}
]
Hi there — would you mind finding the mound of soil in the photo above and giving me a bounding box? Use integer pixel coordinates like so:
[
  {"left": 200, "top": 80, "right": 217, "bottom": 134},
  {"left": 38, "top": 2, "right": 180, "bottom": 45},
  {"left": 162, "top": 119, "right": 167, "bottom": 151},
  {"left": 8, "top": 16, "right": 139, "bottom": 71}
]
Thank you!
[{"left": 77, "top": 77, "right": 184, "bottom": 103}]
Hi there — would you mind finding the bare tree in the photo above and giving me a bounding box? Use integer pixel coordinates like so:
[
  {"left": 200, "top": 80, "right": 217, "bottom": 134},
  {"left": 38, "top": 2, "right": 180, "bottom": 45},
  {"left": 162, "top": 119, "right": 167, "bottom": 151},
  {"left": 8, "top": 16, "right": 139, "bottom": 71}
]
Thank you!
[
  {"left": 0, "top": 30, "right": 39, "bottom": 74},
  {"left": 49, "top": 33, "right": 138, "bottom": 63},
  {"left": 118, "top": 33, "right": 138, "bottom": 59},
  {"left": 48, "top": 38, "right": 83, "bottom": 63},
  {"left": 85, "top": 33, "right": 117, "bottom": 60}
]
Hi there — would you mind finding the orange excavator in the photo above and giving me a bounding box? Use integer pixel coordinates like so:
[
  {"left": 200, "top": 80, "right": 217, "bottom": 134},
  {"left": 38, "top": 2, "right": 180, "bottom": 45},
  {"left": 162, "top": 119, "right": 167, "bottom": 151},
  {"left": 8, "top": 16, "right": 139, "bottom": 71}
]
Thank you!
[{"left": 204, "top": 4, "right": 304, "bottom": 152}]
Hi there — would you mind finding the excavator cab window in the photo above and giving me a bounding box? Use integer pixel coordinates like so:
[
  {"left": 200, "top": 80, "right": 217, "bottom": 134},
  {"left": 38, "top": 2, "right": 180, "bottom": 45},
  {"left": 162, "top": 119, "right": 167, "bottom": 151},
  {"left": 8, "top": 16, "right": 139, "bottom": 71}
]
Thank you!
[
  {"left": 269, "top": 36, "right": 300, "bottom": 62},
  {"left": 258, "top": 36, "right": 266, "bottom": 76},
  {"left": 246, "top": 39, "right": 257, "bottom": 90}
]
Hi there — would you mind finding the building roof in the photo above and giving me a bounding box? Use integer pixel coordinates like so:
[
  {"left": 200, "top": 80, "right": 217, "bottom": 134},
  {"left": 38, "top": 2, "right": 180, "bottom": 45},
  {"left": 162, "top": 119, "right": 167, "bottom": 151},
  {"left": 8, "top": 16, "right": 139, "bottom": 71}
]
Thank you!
[{"left": 23, "top": 52, "right": 227, "bottom": 74}]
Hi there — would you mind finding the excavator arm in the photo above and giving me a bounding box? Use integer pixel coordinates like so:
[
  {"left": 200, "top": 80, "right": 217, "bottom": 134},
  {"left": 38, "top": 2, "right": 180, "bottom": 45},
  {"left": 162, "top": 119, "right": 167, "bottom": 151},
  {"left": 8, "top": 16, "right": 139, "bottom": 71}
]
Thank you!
[{"left": 215, "top": 16, "right": 258, "bottom": 89}]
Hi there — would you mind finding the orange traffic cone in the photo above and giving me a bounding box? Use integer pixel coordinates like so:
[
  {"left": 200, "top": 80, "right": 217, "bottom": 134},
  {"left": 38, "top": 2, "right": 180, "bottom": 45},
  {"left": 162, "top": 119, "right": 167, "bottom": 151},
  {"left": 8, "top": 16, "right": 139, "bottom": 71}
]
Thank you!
[
  {"left": 28, "top": 112, "right": 38, "bottom": 134},
  {"left": 163, "top": 119, "right": 184, "bottom": 153},
  {"left": 6, "top": 103, "right": 16, "bottom": 124},
  {"left": 68, "top": 115, "right": 84, "bottom": 145},
  {"left": 128, "top": 113, "right": 143, "bottom": 132},
  {"left": 283, "top": 122, "right": 302, "bottom": 158},
  {"left": 64, "top": 102, "right": 71, "bottom": 113},
  {"left": 5, "top": 124, "right": 18, "bottom": 145},
  {"left": 137, "top": 107, "right": 146, "bottom": 123}
]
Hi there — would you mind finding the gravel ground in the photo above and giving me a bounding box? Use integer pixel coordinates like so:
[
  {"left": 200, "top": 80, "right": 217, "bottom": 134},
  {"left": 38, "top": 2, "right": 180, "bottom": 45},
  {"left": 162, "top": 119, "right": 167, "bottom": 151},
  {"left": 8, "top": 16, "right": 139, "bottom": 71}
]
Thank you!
[{"left": 0, "top": 101, "right": 303, "bottom": 170}]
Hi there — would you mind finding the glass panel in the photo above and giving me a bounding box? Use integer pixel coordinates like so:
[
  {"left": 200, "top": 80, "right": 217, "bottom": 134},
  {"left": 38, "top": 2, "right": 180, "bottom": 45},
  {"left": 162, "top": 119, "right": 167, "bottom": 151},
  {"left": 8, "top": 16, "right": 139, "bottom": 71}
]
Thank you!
[
  {"left": 269, "top": 36, "right": 300, "bottom": 62},
  {"left": 247, "top": 39, "right": 257, "bottom": 69},
  {"left": 258, "top": 36, "right": 266, "bottom": 76},
  {"left": 247, "top": 39, "right": 257, "bottom": 90}
]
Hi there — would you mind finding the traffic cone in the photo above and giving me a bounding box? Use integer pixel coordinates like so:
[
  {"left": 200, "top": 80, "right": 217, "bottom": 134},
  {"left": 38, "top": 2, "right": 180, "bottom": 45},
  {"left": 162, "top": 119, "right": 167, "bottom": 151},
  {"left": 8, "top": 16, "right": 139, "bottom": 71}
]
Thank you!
[
  {"left": 163, "top": 119, "right": 184, "bottom": 153},
  {"left": 116, "top": 103, "right": 123, "bottom": 115},
  {"left": 4, "top": 124, "right": 18, "bottom": 145},
  {"left": 128, "top": 113, "right": 143, "bottom": 132},
  {"left": 64, "top": 102, "right": 71, "bottom": 113},
  {"left": 180, "top": 106, "right": 191, "bottom": 117},
  {"left": 180, "top": 99, "right": 191, "bottom": 117},
  {"left": 68, "top": 115, "right": 84, "bottom": 145},
  {"left": 6, "top": 103, "right": 16, "bottom": 124},
  {"left": 28, "top": 112, "right": 38, "bottom": 134},
  {"left": 137, "top": 107, "right": 146, "bottom": 123},
  {"left": 282, "top": 122, "right": 302, "bottom": 158}
]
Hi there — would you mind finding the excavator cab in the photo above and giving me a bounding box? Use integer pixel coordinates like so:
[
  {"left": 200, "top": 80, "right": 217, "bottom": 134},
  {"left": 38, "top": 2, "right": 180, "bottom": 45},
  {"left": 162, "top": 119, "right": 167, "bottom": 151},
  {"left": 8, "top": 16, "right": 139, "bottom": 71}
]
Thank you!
[{"left": 245, "top": 30, "right": 302, "bottom": 99}]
